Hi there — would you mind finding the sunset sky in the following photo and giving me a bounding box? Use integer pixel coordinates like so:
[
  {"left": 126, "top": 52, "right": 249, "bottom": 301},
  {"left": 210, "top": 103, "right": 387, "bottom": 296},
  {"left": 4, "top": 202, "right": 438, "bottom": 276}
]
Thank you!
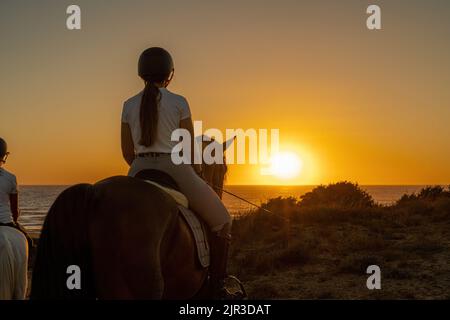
[{"left": 1, "top": 0, "right": 450, "bottom": 185}]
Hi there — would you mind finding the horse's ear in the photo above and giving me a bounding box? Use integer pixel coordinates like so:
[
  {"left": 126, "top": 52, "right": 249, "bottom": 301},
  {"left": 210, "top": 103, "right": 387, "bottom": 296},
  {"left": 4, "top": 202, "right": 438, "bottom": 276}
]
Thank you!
[{"left": 223, "top": 136, "right": 236, "bottom": 151}]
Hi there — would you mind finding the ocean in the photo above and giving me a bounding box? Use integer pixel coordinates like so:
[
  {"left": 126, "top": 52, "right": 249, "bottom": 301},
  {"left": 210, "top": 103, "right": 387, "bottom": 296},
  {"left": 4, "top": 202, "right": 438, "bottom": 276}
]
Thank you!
[{"left": 18, "top": 185, "right": 426, "bottom": 234}]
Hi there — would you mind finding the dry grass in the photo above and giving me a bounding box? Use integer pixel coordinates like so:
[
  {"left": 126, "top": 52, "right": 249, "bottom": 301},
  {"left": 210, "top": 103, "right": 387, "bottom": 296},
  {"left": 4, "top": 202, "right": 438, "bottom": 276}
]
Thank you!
[{"left": 229, "top": 183, "right": 450, "bottom": 299}]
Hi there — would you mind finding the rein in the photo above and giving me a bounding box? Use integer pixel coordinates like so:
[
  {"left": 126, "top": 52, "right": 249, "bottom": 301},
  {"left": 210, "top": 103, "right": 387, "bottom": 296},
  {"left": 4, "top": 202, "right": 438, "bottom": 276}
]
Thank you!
[{"left": 206, "top": 182, "right": 275, "bottom": 215}]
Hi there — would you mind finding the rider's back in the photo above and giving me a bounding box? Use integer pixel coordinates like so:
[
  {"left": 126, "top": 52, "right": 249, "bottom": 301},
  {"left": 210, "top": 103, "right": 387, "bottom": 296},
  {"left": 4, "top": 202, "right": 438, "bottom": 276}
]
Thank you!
[
  {"left": 0, "top": 168, "right": 17, "bottom": 224},
  {"left": 122, "top": 88, "right": 191, "bottom": 154}
]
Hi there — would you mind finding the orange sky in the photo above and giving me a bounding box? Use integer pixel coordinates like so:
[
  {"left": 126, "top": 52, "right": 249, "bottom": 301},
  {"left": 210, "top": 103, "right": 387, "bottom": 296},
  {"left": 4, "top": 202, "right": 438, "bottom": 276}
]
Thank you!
[{"left": 1, "top": 0, "right": 450, "bottom": 185}]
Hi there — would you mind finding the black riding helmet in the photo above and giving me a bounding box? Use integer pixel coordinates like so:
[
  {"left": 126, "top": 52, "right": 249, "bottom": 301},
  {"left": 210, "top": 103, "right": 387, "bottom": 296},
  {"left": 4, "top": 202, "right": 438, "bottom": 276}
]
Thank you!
[
  {"left": 138, "top": 47, "right": 174, "bottom": 81},
  {"left": 0, "top": 138, "right": 7, "bottom": 160}
]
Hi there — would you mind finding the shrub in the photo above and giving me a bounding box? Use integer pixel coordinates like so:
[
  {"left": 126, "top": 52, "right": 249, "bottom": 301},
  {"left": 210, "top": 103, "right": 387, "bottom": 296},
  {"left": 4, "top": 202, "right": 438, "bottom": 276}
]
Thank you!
[
  {"left": 397, "top": 185, "right": 450, "bottom": 205},
  {"left": 260, "top": 196, "right": 298, "bottom": 218},
  {"left": 299, "top": 181, "right": 375, "bottom": 208},
  {"left": 417, "top": 186, "right": 449, "bottom": 200}
]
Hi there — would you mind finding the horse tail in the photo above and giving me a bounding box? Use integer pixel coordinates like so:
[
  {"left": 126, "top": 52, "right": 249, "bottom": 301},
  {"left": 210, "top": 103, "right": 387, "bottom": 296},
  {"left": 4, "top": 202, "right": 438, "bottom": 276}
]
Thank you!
[{"left": 30, "top": 184, "right": 96, "bottom": 299}]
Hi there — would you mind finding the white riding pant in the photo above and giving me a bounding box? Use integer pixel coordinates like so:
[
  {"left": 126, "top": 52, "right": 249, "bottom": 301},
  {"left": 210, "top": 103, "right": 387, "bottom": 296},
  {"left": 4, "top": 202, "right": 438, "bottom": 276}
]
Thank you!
[{"left": 128, "top": 155, "right": 231, "bottom": 232}]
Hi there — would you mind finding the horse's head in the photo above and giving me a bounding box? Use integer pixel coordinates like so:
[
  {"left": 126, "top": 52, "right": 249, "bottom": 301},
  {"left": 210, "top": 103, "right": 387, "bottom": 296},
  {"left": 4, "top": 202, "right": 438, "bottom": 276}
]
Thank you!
[{"left": 200, "top": 136, "right": 234, "bottom": 199}]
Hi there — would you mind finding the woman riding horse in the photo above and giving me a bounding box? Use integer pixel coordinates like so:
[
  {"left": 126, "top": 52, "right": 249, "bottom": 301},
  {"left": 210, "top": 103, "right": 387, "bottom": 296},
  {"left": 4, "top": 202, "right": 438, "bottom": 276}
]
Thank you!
[
  {"left": 0, "top": 138, "right": 33, "bottom": 249},
  {"left": 0, "top": 138, "right": 28, "bottom": 299},
  {"left": 121, "top": 47, "right": 233, "bottom": 299},
  {"left": 31, "top": 48, "right": 238, "bottom": 300}
]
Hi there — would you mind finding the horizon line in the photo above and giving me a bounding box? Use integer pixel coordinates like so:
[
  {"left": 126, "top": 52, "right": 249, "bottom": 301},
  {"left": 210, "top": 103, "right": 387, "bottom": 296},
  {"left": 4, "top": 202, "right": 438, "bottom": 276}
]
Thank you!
[{"left": 19, "top": 183, "right": 449, "bottom": 187}]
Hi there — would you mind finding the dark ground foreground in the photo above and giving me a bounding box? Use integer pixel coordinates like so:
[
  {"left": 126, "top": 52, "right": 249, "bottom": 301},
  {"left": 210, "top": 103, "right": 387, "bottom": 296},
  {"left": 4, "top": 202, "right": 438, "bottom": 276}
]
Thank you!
[
  {"left": 228, "top": 183, "right": 450, "bottom": 299},
  {"left": 28, "top": 183, "right": 450, "bottom": 299}
]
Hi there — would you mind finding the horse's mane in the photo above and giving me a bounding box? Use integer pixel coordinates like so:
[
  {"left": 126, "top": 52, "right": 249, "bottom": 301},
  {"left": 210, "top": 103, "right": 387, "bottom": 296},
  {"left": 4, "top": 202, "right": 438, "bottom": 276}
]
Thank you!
[
  {"left": 222, "top": 161, "right": 228, "bottom": 184},
  {"left": 30, "top": 183, "right": 96, "bottom": 299}
]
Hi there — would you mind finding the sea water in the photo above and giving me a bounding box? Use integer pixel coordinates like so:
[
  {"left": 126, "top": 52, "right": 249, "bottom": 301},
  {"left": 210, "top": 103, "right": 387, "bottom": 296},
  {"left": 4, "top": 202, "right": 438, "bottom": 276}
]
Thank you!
[{"left": 18, "top": 185, "right": 426, "bottom": 234}]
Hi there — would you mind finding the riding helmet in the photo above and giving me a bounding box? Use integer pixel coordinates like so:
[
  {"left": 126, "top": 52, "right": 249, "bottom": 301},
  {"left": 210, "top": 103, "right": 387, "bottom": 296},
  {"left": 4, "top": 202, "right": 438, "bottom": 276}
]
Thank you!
[
  {"left": 138, "top": 47, "right": 174, "bottom": 81},
  {"left": 0, "top": 138, "right": 7, "bottom": 159}
]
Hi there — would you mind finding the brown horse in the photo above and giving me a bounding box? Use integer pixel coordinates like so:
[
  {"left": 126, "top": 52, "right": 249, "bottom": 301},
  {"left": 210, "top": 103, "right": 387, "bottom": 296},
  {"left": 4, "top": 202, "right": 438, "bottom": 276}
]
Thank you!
[{"left": 30, "top": 146, "right": 236, "bottom": 299}]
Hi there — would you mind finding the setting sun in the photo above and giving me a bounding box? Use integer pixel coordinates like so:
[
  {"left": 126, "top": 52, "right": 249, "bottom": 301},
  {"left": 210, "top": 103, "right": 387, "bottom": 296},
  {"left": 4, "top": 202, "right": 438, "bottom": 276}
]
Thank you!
[{"left": 267, "top": 152, "right": 303, "bottom": 179}]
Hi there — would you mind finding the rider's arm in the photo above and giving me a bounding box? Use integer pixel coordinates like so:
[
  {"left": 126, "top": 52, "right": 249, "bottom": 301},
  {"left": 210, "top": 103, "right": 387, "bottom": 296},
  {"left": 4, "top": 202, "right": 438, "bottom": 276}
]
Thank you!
[
  {"left": 10, "top": 193, "right": 19, "bottom": 223},
  {"left": 121, "top": 122, "right": 135, "bottom": 166},
  {"left": 180, "top": 117, "right": 202, "bottom": 175}
]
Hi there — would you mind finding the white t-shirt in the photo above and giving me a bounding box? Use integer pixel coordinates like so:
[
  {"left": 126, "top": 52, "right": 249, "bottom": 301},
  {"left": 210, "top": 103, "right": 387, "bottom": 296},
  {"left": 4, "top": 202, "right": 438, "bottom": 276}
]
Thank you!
[
  {"left": 0, "top": 168, "right": 18, "bottom": 224},
  {"left": 122, "top": 88, "right": 192, "bottom": 154}
]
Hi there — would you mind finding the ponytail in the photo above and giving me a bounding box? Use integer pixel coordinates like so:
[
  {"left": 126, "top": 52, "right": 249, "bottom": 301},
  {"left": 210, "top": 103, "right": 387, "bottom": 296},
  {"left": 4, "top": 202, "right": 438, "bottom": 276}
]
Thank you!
[{"left": 139, "top": 81, "right": 160, "bottom": 147}]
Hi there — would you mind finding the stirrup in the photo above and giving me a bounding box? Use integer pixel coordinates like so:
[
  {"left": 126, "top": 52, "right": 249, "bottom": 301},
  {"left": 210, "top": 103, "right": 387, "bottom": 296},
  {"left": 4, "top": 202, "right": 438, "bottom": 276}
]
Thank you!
[{"left": 222, "top": 275, "right": 247, "bottom": 300}]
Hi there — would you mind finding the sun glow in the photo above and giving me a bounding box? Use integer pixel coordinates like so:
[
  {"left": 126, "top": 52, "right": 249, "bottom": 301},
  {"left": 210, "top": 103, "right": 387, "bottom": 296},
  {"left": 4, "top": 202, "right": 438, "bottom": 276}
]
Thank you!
[{"left": 266, "top": 152, "right": 303, "bottom": 179}]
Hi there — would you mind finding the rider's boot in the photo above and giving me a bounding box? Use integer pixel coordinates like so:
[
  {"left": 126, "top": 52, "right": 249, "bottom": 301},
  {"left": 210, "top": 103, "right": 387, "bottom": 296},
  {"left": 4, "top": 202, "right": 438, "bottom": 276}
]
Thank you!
[{"left": 208, "top": 223, "right": 238, "bottom": 299}]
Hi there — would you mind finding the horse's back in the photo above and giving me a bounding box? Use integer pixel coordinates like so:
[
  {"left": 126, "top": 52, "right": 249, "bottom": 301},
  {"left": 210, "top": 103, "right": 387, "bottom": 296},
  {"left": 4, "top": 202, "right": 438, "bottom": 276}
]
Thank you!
[
  {"left": 0, "top": 226, "right": 28, "bottom": 300},
  {"left": 91, "top": 176, "right": 208, "bottom": 299},
  {"left": 89, "top": 176, "right": 181, "bottom": 299},
  {"left": 33, "top": 175, "right": 207, "bottom": 299}
]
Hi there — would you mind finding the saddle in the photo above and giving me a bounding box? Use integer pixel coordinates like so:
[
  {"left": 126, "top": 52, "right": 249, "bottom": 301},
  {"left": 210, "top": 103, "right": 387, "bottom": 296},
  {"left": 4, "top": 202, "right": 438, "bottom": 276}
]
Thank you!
[{"left": 134, "top": 170, "right": 210, "bottom": 268}]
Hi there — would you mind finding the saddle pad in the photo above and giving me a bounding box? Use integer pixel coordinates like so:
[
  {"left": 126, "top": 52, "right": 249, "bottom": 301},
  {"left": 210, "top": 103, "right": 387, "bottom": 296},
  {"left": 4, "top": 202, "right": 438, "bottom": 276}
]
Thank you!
[
  {"left": 178, "top": 205, "right": 210, "bottom": 268},
  {"left": 144, "top": 180, "right": 189, "bottom": 208},
  {"left": 143, "top": 180, "right": 210, "bottom": 268}
]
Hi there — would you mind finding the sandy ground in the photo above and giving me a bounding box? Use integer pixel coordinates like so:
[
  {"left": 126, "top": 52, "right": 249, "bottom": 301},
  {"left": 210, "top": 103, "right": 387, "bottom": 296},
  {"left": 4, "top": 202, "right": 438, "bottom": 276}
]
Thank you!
[{"left": 229, "top": 212, "right": 450, "bottom": 299}]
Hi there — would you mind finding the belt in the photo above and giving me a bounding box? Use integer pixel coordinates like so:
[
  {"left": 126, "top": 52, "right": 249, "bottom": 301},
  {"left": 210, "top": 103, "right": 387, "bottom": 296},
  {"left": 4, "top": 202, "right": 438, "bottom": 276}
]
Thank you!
[
  {"left": 0, "top": 222, "right": 16, "bottom": 228},
  {"left": 136, "top": 152, "right": 171, "bottom": 158}
]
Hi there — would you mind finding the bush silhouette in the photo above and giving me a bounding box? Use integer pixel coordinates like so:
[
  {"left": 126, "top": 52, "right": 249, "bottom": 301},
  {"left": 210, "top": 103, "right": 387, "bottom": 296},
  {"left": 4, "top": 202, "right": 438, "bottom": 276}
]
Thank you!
[
  {"left": 397, "top": 185, "right": 450, "bottom": 205},
  {"left": 299, "top": 181, "right": 375, "bottom": 208}
]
